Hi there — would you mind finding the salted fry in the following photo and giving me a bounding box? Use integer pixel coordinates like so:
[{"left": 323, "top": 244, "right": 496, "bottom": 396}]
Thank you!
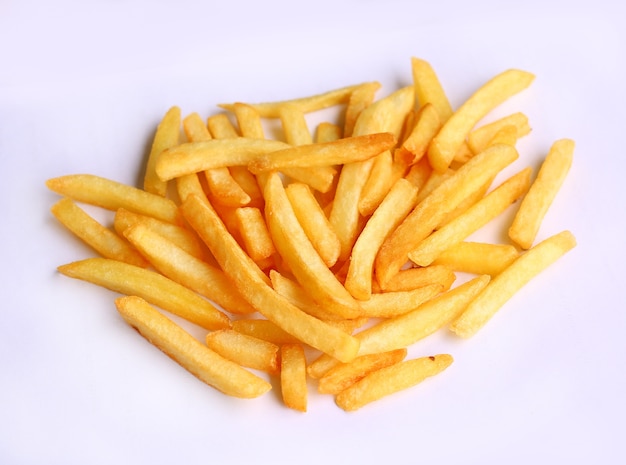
[
  {"left": 468, "top": 112, "right": 531, "bottom": 154},
  {"left": 344, "top": 81, "right": 381, "bottom": 137},
  {"left": 411, "top": 57, "right": 453, "bottom": 122},
  {"left": 358, "top": 150, "right": 408, "bottom": 217},
  {"left": 450, "top": 230, "right": 576, "bottom": 338},
  {"left": 279, "top": 104, "right": 313, "bottom": 145},
  {"left": 144, "top": 106, "right": 180, "bottom": 196},
  {"left": 232, "top": 102, "right": 265, "bottom": 138},
  {"left": 395, "top": 103, "right": 441, "bottom": 165},
  {"left": 335, "top": 354, "right": 453, "bottom": 411},
  {"left": 58, "top": 257, "right": 231, "bottom": 331},
  {"left": 358, "top": 284, "right": 443, "bottom": 318},
  {"left": 280, "top": 344, "right": 308, "bottom": 412},
  {"left": 315, "top": 122, "right": 342, "bottom": 143},
  {"left": 428, "top": 69, "right": 535, "bottom": 172},
  {"left": 509, "top": 139, "right": 574, "bottom": 249},
  {"left": 232, "top": 319, "right": 301, "bottom": 345},
  {"left": 233, "top": 206, "right": 276, "bottom": 266},
  {"left": 377, "top": 265, "right": 456, "bottom": 293},
  {"left": 115, "top": 296, "right": 270, "bottom": 398},
  {"left": 432, "top": 242, "right": 519, "bottom": 276},
  {"left": 205, "top": 329, "right": 280, "bottom": 374},
  {"left": 51, "top": 197, "right": 148, "bottom": 268}
]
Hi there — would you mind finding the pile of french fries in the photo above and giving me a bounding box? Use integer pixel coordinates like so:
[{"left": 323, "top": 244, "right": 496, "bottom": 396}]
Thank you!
[{"left": 47, "top": 57, "right": 576, "bottom": 412}]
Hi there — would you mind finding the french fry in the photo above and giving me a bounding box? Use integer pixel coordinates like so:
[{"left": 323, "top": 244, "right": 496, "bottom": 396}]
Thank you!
[
  {"left": 233, "top": 206, "right": 276, "bottom": 266},
  {"left": 344, "top": 81, "right": 381, "bottom": 137},
  {"left": 395, "top": 103, "right": 441, "bottom": 165},
  {"left": 345, "top": 177, "right": 419, "bottom": 300},
  {"left": 46, "top": 174, "right": 182, "bottom": 225},
  {"left": 335, "top": 354, "right": 453, "bottom": 411},
  {"left": 508, "top": 139, "right": 574, "bottom": 249},
  {"left": 408, "top": 167, "right": 532, "bottom": 266},
  {"left": 58, "top": 257, "right": 231, "bottom": 331},
  {"left": 375, "top": 143, "right": 519, "bottom": 288},
  {"left": 279, "top": 104, "right": 313, "bottom": 145},
  {"left": 232, "top": 319, "right": 301, "bottom": 345},
  {"left": 358, "top": 150, "right": 409, "bottom": 217},
  {"left": 358, "top": 283, "right": 443, "bottom": 318},
  {"left": 231, "top": 102, "right": 266, "bottom": 139},
  {"left": 205, "top": 329, "right": 280, "bottom": 374},
  {"left": 376, "top": 265, "right": 456, "bottom": 293},
  {"left": 428, "top": 69, "right": 535, "bottom": 172},
  {"left": 468, "top": 112, "right": 531, "bottom": 154},
  {"left": 181, "top": 193, "right": 360, "bottom": 363},
  {"left": 280, "top": 344, "right": 308, "bottom": 412},
  {"left": 207, "top": 113, "right": 239, "bottom": 138},
  {"left": 143, "top": 106, "right": 180, "bottom": 197},
  {"left": 51, "top": 197, "right": 148, "bottom": 268},
  {"left": 315, "top": 122, "right": 342, "bottom": 143},
  {"left": 432, "top": 242, "right": 519, "bottom": 276},
  {"left": 450, "top": 230, "right": 576, "bottom": 338},
  {"left": 115, "top": 296, "right": 270, "bottom": 398},
  {"left": 410, "top": 57, "right": 453, "bottom": 123},
  {"left": 318, "top": 349, "right": 407, "bottom": 395}
]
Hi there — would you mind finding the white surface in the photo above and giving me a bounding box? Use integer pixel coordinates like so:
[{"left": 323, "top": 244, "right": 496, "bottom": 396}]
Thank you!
[{"left": 1, "top": 1, "right": 625, "bottom": 464}]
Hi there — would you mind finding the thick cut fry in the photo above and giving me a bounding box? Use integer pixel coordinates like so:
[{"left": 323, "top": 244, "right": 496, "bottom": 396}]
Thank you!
[
  {"left": 408, "top": 167, "right": 532, "bottom": 266},
  {"left": 377, "top": 265, "right": 456, "bottom": 293},
  {"left": 144, "top": 106, "right": 180, "bottom": 196},
  {"left": 279, "top": 104, "right": 313, "bottom": 145},
  {"left": 280, "top": 344, "right": 308, "bottom": 412},
  {"left": 231, "top": 102, "right": 265, "bottom": 139},
  {"left": 335, "top": 354, "right": 453, "bottom": 411},
  {"left": 207, "top": 113, "right": 239, "bottom": 138},
  {"left": 468, "top": 112, "right": 531, "bottom": 154},
  {"left": 395, "top": 103, "right": 441, "bottom": 165},
  {"left": 51, "top": 197, "right": 148, "bottom": 268},
  {"left": 450, "top": 230, "right": 576, "bottom": 338},
  {"left": 345, "top": 178, "right": 419, "bottom": 300},
  {"left": 234, "top": 207, "right": 276, "bottom": 265},
  {"left": 432, "top": 242, "right": 519, "bottom": 276},
  {"left": 58, "top": 257, "right": 231, "bottom": 331},
  {"left": 46, "top": 174, "right": 182, "bottom": 225},
  {"left": 232, "top": 319, "right": 301, "bottom": 345},
  {"left": 411, "top": 57, "right": 453, "bottom": 123},
  {"left": 181, "top": 194, "right": 360, "bottom": 363},
  {"left": 115, "top": 296, "right": 270, "bottom": 398},
  {"left": 376, "top": 143, "right": 519, "bottom": 287},
  {"left": 509, "top": 139, "right": 574, "bottom": 249},
  {"left": 123, "top": 222, "right": 256, "bottom": 315},
  {"left": 263, "top": 172, "right": 362, "bottom": 319},
  {"left": 285, "top": 182, "right": 341, "bottom": 268},
  {"left": 344, "top": 81, "right": 381, "bottom": 137},
  {"left": 428, "top": 69, "right": 535, "bottom": 172},
  {"left": 318, "top": 349, "right": 407, "bottom": 395},
  {"left": 205, "top": 329, "right": 280, "bottom": 374}
]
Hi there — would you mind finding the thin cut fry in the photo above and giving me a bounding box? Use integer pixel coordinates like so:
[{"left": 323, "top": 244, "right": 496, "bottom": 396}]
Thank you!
[{"left": 144, "top": 106, "right": 180, "bottom": 196}]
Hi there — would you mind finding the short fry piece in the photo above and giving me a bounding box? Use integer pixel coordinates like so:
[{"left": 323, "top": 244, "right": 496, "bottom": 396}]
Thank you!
[
  {"left": 144, "top": 106, "right": 180, "bottom": 196},
  {"left": 468, "top": 112, "right": 531, "bottom": 154},
  {"left": 395, "top": 103, "right": 441, "bottom": 165},
  {"left": 234, "top": 207, "right": 276, "bottom": 264},
  {"left": 335, "top": 354, "right": 453, "bottom": 411},
  {"left": 508, "top": 139, "right": 574, "bottom": 249},
  {"left": 115, "top": 296, "right": 270, "bottom": 398},
  {"left": 232, "top": 319, "right": 301, "bottom": 345},
  {"left": 450, "top": 230, "right": 576, "bottom": 338},
  {"left": 205, "top": 329, "right": 280, "bottom": 374},
  {"left": 432, "top": 242, "right": 519, "bottom": 276},
  {"left": 411, "top": 57, "right": 453, "bottom": 122},
  {"left": 280, "top": 344, "right": 308, "bottom": 412}
]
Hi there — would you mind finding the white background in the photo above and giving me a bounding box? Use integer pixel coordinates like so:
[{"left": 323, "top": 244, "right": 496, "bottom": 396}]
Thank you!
[{"left": 1, "top": 1, "right": 625, "bottom": 464}]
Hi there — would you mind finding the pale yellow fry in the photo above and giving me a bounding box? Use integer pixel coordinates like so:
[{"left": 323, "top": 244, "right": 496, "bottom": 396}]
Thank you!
[
  {"left": 428, "top": 69, "right": 534, "bottom": 173},
  {"left": 115, "top": 296, "right": 270, "bottom": 399},
  {"left": 207, "top": 113, "right": 240, "bottom": 138},
  {"left": 219, "top": 83, "right": 368, "bottom": 117},
  {"left": 123, "top": 222, "right": 256, "bottom": 315},
  {"left": 181, "top": 194, "right": 360, "bottom": 363},
  {"left": 232, "top": 318, "right": 301, "bottom": 345},
  {"left": 411, "top": 57, "right": 453, "bottom": 122},
  {"left": 234, "top": 206, "right": 276, "bottom": 263},
  {"left": 376, "top": 144, "right": 519, "bottom": 288},
  {"left": 315, "top": 122, "right": 342, "bottom": 143},
  {"left": 450, "top": 230, "right": 576, "bottom": 338},
  {"left": 248, "top": 132, "right": 396, "bottom": 174},
  {"left": 432, "top": 242, "right": 519, "bottom": 276},
  {"left": 285, "top": 182, "right": 341, "bottom": 268},
  {"left": 509, "top": 139, "right": 574, "bottom": 249},
  {"left": 358, "top": 283, "right": 443, "bottom": 318},
  {"left": 344, "top": 81, "right": 381, "bottom": 137},
  {"left": 377, "top": 265, "right": 456, "bottom": 293},
  {"left": 395, "top": 103, "right": 441, "bottom": 165},
  {"left": 232, "top": 103, "right": 266, "bottom": 139},
  {"left": 335, "top": 354, "right": 453, "bottom": 412},
  {"left": 318, "top": 349, "right": 407, "bottom": 395},
  {"left": 205, "top": 329, "right": 280, "bottom": 374},
  {"left": 409, "top": 167, "right": 532, "bottom": 266},
  {"left": 263, "top": 172, "right": 362, "bottom": 319},
  {"left": 279, "top": 104, "right": 313, "bottom": 145},
  {"left": 58, "top": 257, "right": 231, "bottom": 331},
  {"left": 345, "top": 178, "right": 419, "bottom": 300},
  {"left": 281, "top": 344, "right": 308, "bottom": 412},
  {"left": 51, "top": 197, "right": 148, "bottom": 268},
  {"left": 46, "top": 174, "right": 182, "bottom": 225},
  {"left": 144, "top": 106, "right": 180, "bottom": 196},
  {"left": 468, "top": 112, "right": 531, "bottom": 154},
  {"left": 183, "top": 112, "right": 212, "bottom": 141}
]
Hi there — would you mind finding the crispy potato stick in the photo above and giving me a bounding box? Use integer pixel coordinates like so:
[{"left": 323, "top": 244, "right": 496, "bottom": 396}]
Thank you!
[
  {"left": 263, "top": 172, "right": 362, "bottom": 319},
  {"left": 377, "top": 265, "right": 456, "bottom": 293},
  {"left": 315, "top": 122, "right": 342, "bottom": 143},
  {"left": 358, "top": 151, "right": 409, "bottom": 217},
  {"left": 144, "top": 106, "right": 180, "bottom": 197},
  {"left": 46, "top": 174, "right": 182, "bottom": 225},
  {"left": 468, "top": 112, "right": 531, "bottom": 154},
  {"left": 428, "top": 69, "right": 534, "bottom": 173},
  {"left": 51, "top": 198, "right": 148, "bottom": 268},
  {"left": 344, "top": 81, "right": 381, "bottom": 137},
  {"left": 123, "top": 222, "right": 256, "bottom": 315},
  {"left": 509, "top": 139, "right": 574, "bottom": 249},
  {"left": 285, "top": 182, "right": 341, "bottom": 268},
  {"left": 450, "top": 230, "right": 576, "bottom": 338},
  {"left": 432, "top": 242, "right": 519, "bottom": 276},
  {"left": 395, "top": 103, "right": 441, "bottom": 165},
  {"left": 248, "top": 132, "right": 396, "bottom": 174},
  {"left": 233, "top": 207, "right": 276, "bottom": 264},
  {"left": 358, "top": 284, "right": 443, "bottom": 318},
  {"left": 335, "top": 354, "right": 453, "bottom": 411},
  {"left": 156, "top": 138, "right": 290, "bottom": 181},
  {"left": 232, "top": 102, "right": 266, "bottom": 139},
  {"left": 279, "top": 104, "right": 313, "bottom": 145},
  {"left": 205, "top": 329, "right": 280, "bottom": 374},
  {"left": 345, "top": 178, "right": 419, "bottom": 300},
  {"left": 411, "top": 57, "right": 453, "bottom": 122},
  {"left": 409, "top": 167, "right": 532, "bottom": 266},
  {"left": 58, "top": 257, "right": 231, "bottom": 330},
  {"left": 403, "top": 156, "right": 433, "bottom": 190},
  {"left": 181, "top": 193, "right": 360, "bottom": 363},
  {"left": 115, "top": 296, "right": 270, "bottom": 398},
  {"left": 219, "top": 83, "right": 367, "bottom": 117},
  {"left": 232, "top": 319, "right": 301, "bottom": 345},
  {"left": 376, "top": 143, "right": 519, "bottom": 287},
  {"left": 207, "top": 113, "right": 239, "bottom": 138},
  {"left": 175, "top": 172, "right": 209, "bottom": 205},
  {"left": 318, "top": 349, "right": 407, "bottom": 395},
  {"left": 281, "top": 344, "right": 308, "bottom": 412},
  {"left": 229, "top": 166, "right": 264, "bottom": 207}
]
